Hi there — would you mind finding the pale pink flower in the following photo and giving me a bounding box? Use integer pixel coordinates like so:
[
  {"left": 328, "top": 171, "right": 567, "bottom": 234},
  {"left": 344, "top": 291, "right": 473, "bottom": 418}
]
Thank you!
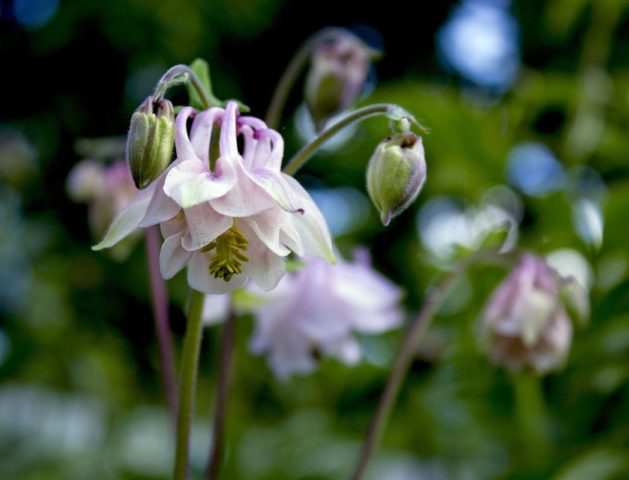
[
  {"left": 248, "top": 249, "right": 403, "bottom": 379},
  {"left": 93, "top": 102, "right": 334, "bottom": 294},
  {"left": 481, "top": 254, "right": 575, "bottom": 373}
]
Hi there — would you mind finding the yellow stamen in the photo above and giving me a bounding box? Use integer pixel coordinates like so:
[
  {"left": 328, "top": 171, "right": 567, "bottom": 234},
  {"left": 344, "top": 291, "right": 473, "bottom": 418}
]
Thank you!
[{"left": 203, "top": 223, "right": 249, "bottom": 282}]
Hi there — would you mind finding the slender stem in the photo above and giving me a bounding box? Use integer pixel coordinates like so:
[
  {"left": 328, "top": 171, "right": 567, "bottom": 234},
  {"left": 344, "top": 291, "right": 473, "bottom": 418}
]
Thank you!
[
  {"left": 173, "top": 290, "right": 206, "bottom": 480},
  {"left": 265, "top": 27, "right": 365, "bottom": 130},
  {"left": 350, "top": 259, "right": 473, "bottom": 480},
  {"left": 154, "top": 64, "right": 212, "bottom": 109},
  {"left": 206, "top": 307, "right": 237, "bottom": 480},
  {"left": 145, "top": 227, "right": 178, "bottom": 425},
  {"left": 512, "top": 373, "right": 550, "bottom": 465},
  {"left": 282, "top": 103, "right": 400, "bottom": 176}
]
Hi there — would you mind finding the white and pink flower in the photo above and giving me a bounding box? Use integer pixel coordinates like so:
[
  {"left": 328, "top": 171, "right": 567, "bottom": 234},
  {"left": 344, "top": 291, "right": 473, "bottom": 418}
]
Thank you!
[{"left": 94, "top": 101, "right": 334, "bottom": 293}]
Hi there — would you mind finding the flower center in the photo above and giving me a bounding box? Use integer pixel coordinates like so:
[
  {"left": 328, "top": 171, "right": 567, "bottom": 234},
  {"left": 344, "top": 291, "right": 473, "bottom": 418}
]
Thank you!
[{"left": 203, "top": 223, "right": 249, "bottom": 282}]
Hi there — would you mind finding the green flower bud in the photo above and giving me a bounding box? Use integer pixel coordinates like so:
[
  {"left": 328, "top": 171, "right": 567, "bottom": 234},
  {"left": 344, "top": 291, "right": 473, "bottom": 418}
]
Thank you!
[
  {"left": 366, "top": 132, "right": 426, "bottom": 226},
  {"left": 126, "top": 96, "right": 175, "bottom": 189}
]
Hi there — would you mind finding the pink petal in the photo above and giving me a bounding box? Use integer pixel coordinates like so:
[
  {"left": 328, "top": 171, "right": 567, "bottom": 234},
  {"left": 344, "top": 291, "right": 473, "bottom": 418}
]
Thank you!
[
  {"left": 247, "top": 170, "right": 304, "bottom": 214},
  {"left": 242, "top": 229, "right": 286, "bottom": 291},
  {"left": 190, "top": 108, "right": 223, "bottom": 165},
  {"left": 187, "top": 251, "right": 248, "bottom": 294},
  {"left": 160, "top": 232, "right": 192, "bottom": 279},
  {"left": 138, "top": 167, "right": 180, "bottom": 227},
  {"left": 182, "top": 203, "right": 232, "bottom": 251},
  {"left": 219, "top": 101, "right": 239, "bottom": 159},
  {"left": 174, "top": 107, "right": 197, "bottom": 161},
  {"left": 243, "top": 209, "right": 290, "bottom": 257},
  {"left": 164, "top": 158, "right": 237, "bottom": 209}
]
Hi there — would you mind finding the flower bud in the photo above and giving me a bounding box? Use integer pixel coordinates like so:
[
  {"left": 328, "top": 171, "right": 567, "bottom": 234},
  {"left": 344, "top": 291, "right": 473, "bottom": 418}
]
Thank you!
[
  {"left": 481, "top": 254, "right": 577, "bottom": 374},
  {"left": 126, "top": 96, "right": 175, "bottom": 189},
  {"left": 305, "top": 34, "right": 374, "bottom": 129},
  {"left": 366, "top": 132, "right": 426, "bottom": 226}
]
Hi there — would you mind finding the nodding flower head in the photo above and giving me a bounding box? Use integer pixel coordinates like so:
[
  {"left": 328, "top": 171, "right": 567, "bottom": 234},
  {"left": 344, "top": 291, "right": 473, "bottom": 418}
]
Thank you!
[
  {"left": 305, "top": 33, "right": 375, "bottom": 129},
  {"left": 94, "top": 101, "right": 335, "bottom": 294},
  {"left": 481, "top": 254, "right": 580, "bottom": 374},
  {"left": 366, "top": 131, "right": 426, "bottom": 226}
]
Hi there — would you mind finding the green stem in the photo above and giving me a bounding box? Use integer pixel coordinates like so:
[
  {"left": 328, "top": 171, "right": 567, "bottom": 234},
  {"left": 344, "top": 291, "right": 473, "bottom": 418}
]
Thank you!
[
  {"left": 350, "top": 252, "right": 505, "bottom": 480},
  {"left": 282, "top": 103, "right": 413, "bottom": 176},
  {"left": 512, "top": 372, "right": 551, "bottom": 465},
  {"left": 173, "top": 289, "right": 206, "bottom": 480},
  {"left": 264, "top": 27, "right": 370, "bottom": 130},
  {"left": 154, "top": 64, "right": 212, "bottom": 109}
]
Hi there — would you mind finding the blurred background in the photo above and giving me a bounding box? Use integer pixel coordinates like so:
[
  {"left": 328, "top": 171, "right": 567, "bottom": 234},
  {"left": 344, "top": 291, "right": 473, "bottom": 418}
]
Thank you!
[{"left": 1, "top": 0, "right": 629, "bottom": 478}]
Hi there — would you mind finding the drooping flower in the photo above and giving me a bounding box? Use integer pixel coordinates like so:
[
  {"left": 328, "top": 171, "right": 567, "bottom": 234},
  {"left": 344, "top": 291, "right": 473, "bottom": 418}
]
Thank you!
[
  {"left": 480, "top": 253, "right": 581, "bottom": 374},
  {"left": 67, "top": 159, "right": 140, "bottom": 260},
  {"left": 248, "top": 249, "right": 403, "bottom": 379},
  {"left": 93, "top": 101, "right": 334, "bottom": 294}
]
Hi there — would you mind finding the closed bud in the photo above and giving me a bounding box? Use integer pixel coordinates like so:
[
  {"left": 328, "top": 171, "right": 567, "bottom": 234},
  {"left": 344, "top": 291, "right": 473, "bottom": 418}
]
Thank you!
[
  {"left": 305, "top": 34, "right": 374, "bottom": 129},
  {"left": 126, "top": 96, "right": 175, "bottom": 189},
  {"left": 481, "top": 254, "right": 577, "bottom": 374},
  {"left": 366, "top": 132, "right": 426, "bottom": 226}
]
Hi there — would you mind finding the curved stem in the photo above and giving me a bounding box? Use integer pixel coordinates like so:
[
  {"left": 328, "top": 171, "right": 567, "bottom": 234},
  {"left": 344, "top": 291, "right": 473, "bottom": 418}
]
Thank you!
[
  {"left": 154, "top": 64, "right": 212, "bottom": 109},
  {"left": 265, "top": 27, "right": 364, "bottom": 130},
  {"left": 145, "top": 227, "right": 177, "bottom": 425},
  {"left": 282, "top": 103, "right": 401, "bottom": 176},
  {"left": 173, "top": 289, "right": 206, "bottom": 480},
  {"left": 206, "top": 307, "right": 237, "bottom": 480},
  {"left": 350, "top": 256, "right": 481, "bottom": 480}
]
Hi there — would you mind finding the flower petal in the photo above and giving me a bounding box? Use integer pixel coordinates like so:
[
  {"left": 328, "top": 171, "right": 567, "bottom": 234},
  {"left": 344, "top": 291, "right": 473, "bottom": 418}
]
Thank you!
[
  {"left": 248, "top": 170, "right": 304, "bottom": 214},
  {"left": 219, "top": 101, "right": 239, "bottom": 159},
  {"left": 92, "top": 186, "right": 153, "bottom": 250},
  {"left": 138, "top": 167, "right": 180, "bottom": 227},
  {"left": 160, "top": 232, "right": 192, "bottom": 279},
  {"left": 282, "top": 176, "right": 335, "bottom": 263},
  {"left": 174, "top": 107, "right": 197, "bottom": 161},
  {"left": 243, "top": 209, "right": 290, "bottom": 257},
  {"left": 187, "top": 251, "right": 248, "bottom": 294},
  {"left": 182, "top": 203, "right": 232, "bottom": 251},
  {"left": 190, "top": 108, "right": 222, "bottom": 165},
  {"left": 164, "top": 158, "right": 237, "bottom": 209},
  {"left": 242, "top": 229, "right": 286, "bottom": 291}
]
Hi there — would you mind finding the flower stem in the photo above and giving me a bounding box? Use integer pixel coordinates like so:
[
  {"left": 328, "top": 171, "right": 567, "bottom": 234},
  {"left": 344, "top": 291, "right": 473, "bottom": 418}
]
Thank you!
[
  {"left": 154, "top": 64, "right": 212, "bottom": 109},
  {"left": 265, "top": 27, "right": 367, "bottom": 130},
  {"left": 145, "top": 226, "right": 177, "bottom": 425},
  {"left": 283, "top": 103, "right": 415, "bottom": 176},
  {"left": 512, "top": 372, "right": 551, "bottom": 465},
  {"left": 205, "top": 307, "right": 237, "bottom": 480},
  {"left": 173, "top": 289, "right": 206, "bottom": 480},
  {"left": 349, "top": 259, "right": 474, "bottom": 480}
]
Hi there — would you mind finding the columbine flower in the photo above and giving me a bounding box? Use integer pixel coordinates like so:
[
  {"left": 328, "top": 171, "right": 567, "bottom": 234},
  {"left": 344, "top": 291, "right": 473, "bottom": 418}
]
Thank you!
[
  {"left": 67, "top": 159, "right": 139, "bottom": 260},
  {"left": 93, "top": 101, "right": 334, "bottom": 293},
  {"left": 248, "top": 249, "right": 403, "bottom": 379},
  {"left": 480, "top": 254, "right": 579, "bottom": 374}
]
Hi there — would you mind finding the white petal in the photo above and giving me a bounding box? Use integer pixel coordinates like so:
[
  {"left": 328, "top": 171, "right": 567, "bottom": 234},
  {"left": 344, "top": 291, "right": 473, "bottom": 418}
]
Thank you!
[
  {"left": 202, "top": 294, "right": 231, "bottom": 326},
  {"left": 182, "top": 203, "right": 232, "bottom": 251},
  {"left": 138, "top": 168, "right": 180, "bottom": 227},
  {"left": 164, "top": 158, "right": 237, "bottom": 209},
  {"left": 160, "top": 232, "right": 192, "bottom": 279},
  {"left": 187, "top": 251, "right": 248, "bottom": 294},
  {"left": 242, "top": 231, "right": 286, "bottom": 291},
  {"left": 243, "top": 209, "right": 290, "bottom": 257},
  {"left": 282, "top": 176, "right": 335, "bottom": 263},
  {"left": 248, "top": 170, "right": 304, "bottom": 213},
  {"left": 92, "top": 186, "right": 153, "bottom": 250}
]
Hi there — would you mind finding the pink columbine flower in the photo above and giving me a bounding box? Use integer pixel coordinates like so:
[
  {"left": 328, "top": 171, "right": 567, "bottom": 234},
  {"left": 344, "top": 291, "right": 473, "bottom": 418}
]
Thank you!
[
  {"left": 248, "top": 249, "right": 403, "bottom": 379},
  {"left": 93, "top": 101, "right": 334, "bottom": 293},
  {"left": 481, "top": 254, "right": 575, "bottom": 374}
]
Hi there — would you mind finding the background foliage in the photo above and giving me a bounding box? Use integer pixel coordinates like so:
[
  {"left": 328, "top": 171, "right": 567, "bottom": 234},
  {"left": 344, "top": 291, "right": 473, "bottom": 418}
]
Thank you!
[{"left": 1, "top": 0, "right": 629, "bottom": 478}]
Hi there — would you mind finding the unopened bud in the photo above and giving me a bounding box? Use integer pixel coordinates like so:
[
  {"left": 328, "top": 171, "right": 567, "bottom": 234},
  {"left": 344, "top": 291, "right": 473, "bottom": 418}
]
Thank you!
[
  {"left": 481, "top": 254, "right": 577, "bottom": 374},
  {"left": 305, "top": 34, "right": 374, "bottom": 129},
  {"left": 366, "top": 132, "right": 426, "bottom": 226},
  {"left": 126, "top": 96, "right": 175, "bottom": 189}
]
